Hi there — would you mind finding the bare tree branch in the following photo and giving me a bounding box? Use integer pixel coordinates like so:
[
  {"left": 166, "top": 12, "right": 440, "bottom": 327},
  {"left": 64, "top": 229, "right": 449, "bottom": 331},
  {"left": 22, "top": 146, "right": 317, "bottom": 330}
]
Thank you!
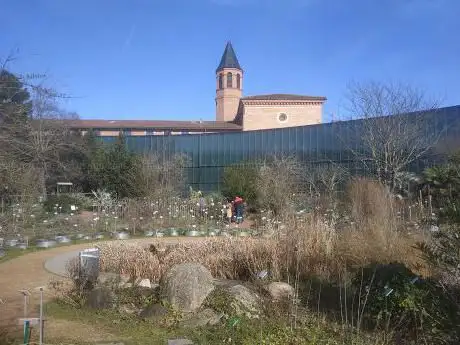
[{"left": 343, "top": 80, "right": 444, "bottom": 190}]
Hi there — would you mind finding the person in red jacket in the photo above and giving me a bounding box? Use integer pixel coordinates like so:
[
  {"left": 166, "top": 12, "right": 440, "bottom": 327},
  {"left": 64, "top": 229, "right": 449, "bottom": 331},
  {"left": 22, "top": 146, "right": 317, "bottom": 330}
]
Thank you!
[{"left": 234, "top": 196, "right": 244, "bottom": 224}]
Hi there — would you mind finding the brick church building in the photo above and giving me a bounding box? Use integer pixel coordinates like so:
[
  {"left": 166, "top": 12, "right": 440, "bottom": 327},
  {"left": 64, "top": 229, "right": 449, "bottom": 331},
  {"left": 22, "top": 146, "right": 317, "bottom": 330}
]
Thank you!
[{"left": 69, "top": 42, "right": 326, "bottom": 136}]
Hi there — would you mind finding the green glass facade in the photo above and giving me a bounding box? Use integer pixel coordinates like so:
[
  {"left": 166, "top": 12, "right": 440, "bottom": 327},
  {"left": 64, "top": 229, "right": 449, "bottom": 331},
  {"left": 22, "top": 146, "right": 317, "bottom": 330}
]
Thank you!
[{"left": 101, "top": 105, "right": 460, "bottom": 191}]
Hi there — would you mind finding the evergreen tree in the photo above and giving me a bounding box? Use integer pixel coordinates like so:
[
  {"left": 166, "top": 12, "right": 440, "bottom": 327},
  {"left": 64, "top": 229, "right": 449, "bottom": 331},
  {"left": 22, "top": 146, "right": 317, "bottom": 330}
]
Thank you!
[
  {"left": 0, "top": 69, "right": 31, "bottom": 124},
  {"left": 87, "top": 132, "right": 143, "bottom": 198}
]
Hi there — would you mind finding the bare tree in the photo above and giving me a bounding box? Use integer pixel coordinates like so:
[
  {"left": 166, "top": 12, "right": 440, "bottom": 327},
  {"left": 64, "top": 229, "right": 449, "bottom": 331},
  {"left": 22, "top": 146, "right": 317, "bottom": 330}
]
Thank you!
[
  {"left": 0, "top": 88, "right": 83, "bottom": 199},
  {"left": 140, "top": 152, "right": 190, "bottom": 199},
  {"left": 305, "top": 162, "right": 348, "bottom": 197},
  {"left": 344, "top": 80, "right": 443, "bottom": 190}
]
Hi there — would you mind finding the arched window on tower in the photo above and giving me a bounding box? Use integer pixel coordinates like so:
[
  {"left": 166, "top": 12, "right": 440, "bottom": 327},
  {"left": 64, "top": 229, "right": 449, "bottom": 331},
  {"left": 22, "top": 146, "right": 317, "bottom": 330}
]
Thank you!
[
  {"left": 236, "top": 74, "right": 241, "bottom": 89},
  {"left": 227, "top": 72, "right": 232, "bottom": 88},
  {"left": 218, "top": 74, "right": 223, "bottom": 89}
]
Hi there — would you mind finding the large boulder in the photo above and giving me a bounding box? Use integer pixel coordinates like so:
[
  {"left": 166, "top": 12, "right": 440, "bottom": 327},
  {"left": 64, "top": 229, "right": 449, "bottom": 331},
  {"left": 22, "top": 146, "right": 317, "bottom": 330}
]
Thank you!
[
  {"left": 86, "top": 287, "right": 116, "bottom": 309},
  {"left": 228, "top": 284, "right": 261, "bottom": 318},
  {"left": 139, "top": 303, "right": 169, "bottom": 321},
  {"left": 179, "top": 308, "right": 223, "bottom": 328},
  {"left": 266, "top": 282, "right": 295, "bottom": 302},
  {"left": 162, "top": 263, "right": 214, "bottom": 312},
  {"left": 98, "top": 273, "right": 130, "bottom": 288}
]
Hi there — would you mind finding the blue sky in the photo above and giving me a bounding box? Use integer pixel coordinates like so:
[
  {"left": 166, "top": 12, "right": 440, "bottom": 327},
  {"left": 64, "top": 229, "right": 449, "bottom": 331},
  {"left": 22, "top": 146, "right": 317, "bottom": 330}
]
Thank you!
[{"left": 1, "top": 0, "right": 458, "bottom": 122}]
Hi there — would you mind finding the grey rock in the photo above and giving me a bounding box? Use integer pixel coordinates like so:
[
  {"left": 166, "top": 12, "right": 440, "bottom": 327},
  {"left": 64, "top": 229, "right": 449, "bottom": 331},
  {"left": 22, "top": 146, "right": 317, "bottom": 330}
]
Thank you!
[
  {"left": 179, "top": 308, "right": 223, "bottom": 328},
  {"left": 228, "top": 284, "right": 260, "bottom": 318},
  {"left": 167, "top": 339, "right": 194, "bottom": 345},
  {"left": 266, "top": 282, "right": 295, "bottom": 302},
  {"left": 139, "top": 303, "right": 168, "bottom": 321},
  {"left": 98, "top": 273, "right": 130, "bottom": 288},
  {"left": 136, "top": 278, "right": 151, "bottom": 288},
  {"left": 118, "top": 303, "right": 140, "bottom": 315},
  {"left": 86, "top": 287, "right": 115, "bottom": 309},
  {"left": 162, "top": 263, "right": 214, "bottom": 312}
]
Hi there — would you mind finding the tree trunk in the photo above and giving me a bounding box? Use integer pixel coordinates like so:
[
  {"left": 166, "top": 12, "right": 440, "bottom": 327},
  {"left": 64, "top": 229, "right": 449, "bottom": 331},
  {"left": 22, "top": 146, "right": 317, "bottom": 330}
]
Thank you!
[{"left": 39, "top": 166, "right": 47, "bottom": 201}]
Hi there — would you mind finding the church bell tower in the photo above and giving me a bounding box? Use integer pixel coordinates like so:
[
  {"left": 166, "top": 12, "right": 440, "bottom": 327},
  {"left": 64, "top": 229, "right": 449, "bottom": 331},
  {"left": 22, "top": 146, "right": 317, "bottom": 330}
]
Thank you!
[{"left": 215, "top": 42, "right": 243, "bottom": 122}]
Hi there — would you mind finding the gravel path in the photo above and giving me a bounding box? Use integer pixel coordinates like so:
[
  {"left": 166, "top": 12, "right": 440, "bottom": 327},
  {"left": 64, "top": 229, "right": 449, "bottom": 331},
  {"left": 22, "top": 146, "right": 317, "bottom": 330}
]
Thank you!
[{"left": 0, "top": 237, "right": 202, "bottom": 327}]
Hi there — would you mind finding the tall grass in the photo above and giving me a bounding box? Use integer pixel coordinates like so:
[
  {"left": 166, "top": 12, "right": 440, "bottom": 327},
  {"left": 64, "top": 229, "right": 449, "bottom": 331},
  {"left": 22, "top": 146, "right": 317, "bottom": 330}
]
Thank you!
[{"left": 100, "top": 180, "right": 428, "bottom": 283}]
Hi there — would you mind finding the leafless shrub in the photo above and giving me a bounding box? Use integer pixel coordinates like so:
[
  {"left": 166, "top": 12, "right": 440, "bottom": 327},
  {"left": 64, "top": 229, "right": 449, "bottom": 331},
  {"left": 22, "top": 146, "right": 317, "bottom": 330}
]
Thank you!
[
  {"left": 256, "top": 155, "right": 305, "bottom": 219},
  {"left": 65, "top": 256, "right": 94, "bottom": 295}
]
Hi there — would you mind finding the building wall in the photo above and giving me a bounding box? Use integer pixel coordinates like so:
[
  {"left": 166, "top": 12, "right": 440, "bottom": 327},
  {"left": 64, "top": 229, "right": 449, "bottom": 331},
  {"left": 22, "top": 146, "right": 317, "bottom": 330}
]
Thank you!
[
  {"left": 98, "top": 105, "right": 460, "bottom": 192},
  {"left": 241, "top": 102, "right": 323, "bottom": 131},
  {"left": 99, "top": 130, "right": 121, "bottom": 136},
  {"left": 131, "top": 130, "right": 147, "bottom": 136}
]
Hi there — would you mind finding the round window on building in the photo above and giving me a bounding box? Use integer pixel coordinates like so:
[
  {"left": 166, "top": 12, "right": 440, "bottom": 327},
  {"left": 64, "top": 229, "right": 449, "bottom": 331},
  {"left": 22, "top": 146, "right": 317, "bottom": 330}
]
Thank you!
[{"left": 278, "top": 113, "right": 288, "bottom": 123}]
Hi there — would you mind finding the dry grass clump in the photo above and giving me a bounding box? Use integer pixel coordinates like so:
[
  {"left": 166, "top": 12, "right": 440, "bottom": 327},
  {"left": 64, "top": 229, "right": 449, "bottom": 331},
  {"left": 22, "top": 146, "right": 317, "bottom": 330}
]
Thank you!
[
  {"left": 99, "top": 216, "right": 341, "bottom": 283},
  {"left": 99, "top": 237, "right": 282, "bottom": 282},
  {"left": 341, "top": 178, "right": 429, "bottom": 274},
  {"left": 99, "top": 178, "right": 429, "bottom": 283}
]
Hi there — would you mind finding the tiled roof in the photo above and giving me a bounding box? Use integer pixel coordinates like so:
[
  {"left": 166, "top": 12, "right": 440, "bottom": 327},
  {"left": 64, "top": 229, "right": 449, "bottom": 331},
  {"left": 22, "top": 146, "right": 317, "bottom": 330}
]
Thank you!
[
  {"left": 216, "top": 42, "right": 242, "bottom": 72},
  {"left": 242, "top": 94, "right": 327, "bottom": 101},
  {"left": 66, "top": 119, "right": 242, "bottom": 131}
]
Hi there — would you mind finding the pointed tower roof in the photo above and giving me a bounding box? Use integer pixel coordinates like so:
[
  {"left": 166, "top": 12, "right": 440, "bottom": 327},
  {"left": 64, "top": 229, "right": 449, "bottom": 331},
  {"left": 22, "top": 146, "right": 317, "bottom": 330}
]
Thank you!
[{"left": 216, "top": 42, "right": 242, "bottom": 72}]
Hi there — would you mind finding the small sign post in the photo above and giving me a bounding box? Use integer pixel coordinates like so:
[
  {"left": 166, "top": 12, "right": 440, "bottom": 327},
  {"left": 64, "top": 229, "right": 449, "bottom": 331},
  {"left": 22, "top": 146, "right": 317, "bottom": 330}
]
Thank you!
[
  {"left": 36, "top": 286, "right": 45, "bottom": 345},
  {"left": 23, "top": 320, "right": 30, "bottom": 345}
]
